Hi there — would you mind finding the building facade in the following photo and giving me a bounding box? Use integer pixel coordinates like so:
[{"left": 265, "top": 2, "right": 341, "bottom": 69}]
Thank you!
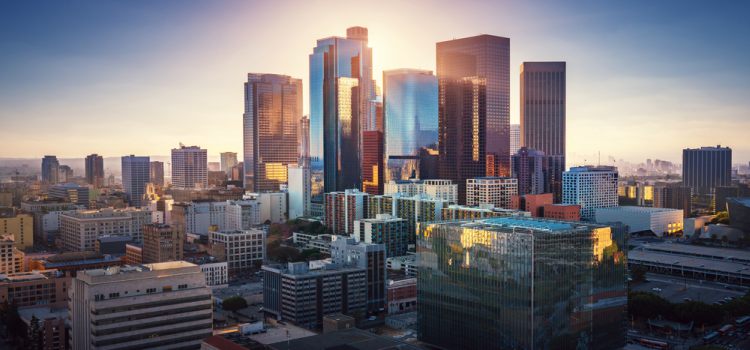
[
  {"left": 330, "top": 237, "right": 387, "bottom": 314},
  {"left": 682, "top": 146, "right": 732, "bottom": 196},
  {"left": 49, "top": 183, "right": 89, "bottom": 206},
  {"left": 437, "top": 35, "right": 511, "bottom": 204},
  {"left": 209, "top": 229, "right": 265, "bottom": 276},
  {"left": 149, "top": 161, "right": 164, "bottom": 187},
  {"left": 0, "top": 209, "right": 34, "bottom": 250},
  {"left": 243, "top": 74, "right": 302, "bottom": 192},
  {"left": 142, "top": 224, "right": 183, "bottom": 263},
  {"left": 41, "top": 156, "right": 60, "bottom": 184},
  {"left": 59, "top": 208, "right": 152, "bottom": 252},
  {"left": 562, "top": 166, "right": 619, "bottom": 220},
  {"left": 362, "top": 130, "right": 384, "bottom": 195},
  {"left": 466, "top": 177, "right": 518, "bottom": 209},
  {"left": 383, "top": 69, "right": 438, "bottom": 182},
  {"left": 85, "top": 154, "right": 104, "bottom": 188},
  {"left": 171, "top": 145, "right": 208, "bottom": 189},
  {"left": 354, "top": 214, "right": 409, "bottom": 257},
  {"left": 595, "top": 206, "right": 684, "bottom": 237},
  {"left": 417, "top": 217, "right": 627, "bottom": 350},
  {"left": 69, "top": 262, "right": 213, "bottom": 350},
  {"left": 384, "top": 179, "right": 458, "bottom": 203},
  {"left": 0, "top": 236, "right": 24, "bottom": 274},
  {"left": 121, "top": 155, "right": 150, "bottom": 207},
  {"left": 520, "top": 62, "right": 566, "bottom": 201},
  {"left": 288, "top": 164, "right": 311, "bottom": 219},
  {"left": 510, "top": 124, "right": 520, "bottom": 156},
  {"left": 220, "top": 152, "right": 237, "bottom": 174},
  {"left": 325, "top": 189, "right": 369, "bottom": 235}
]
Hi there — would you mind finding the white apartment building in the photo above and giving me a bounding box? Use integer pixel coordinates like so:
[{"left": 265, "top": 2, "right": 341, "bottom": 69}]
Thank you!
[
  {"left": 384, "top": 179, "right": 458, "bottom": 203},
  {"left": 199, "top": 261, "right": 229, "bottom": 288},
  {"left": 173, "top": 200, "right": 261, "bottom": 235},
  {"left": 209, "top": 229, "right": 266, "bottom": 275},
  {"left": 595, "top": 206, "right": 684, "bottom": 237},
  {"left": 69, "top": 262, "right": 213, "bottom": 350},
  {"left": 171, "top": 145, "right": 208, "bottom": 189},
  {"left": 563, "top": 166, "right": 619, "bottom": 220},
  {"left": 465, "top": 177, "right": 518, "bottom": 209},
  {"left": 60, "top": 208, "right": 152, "bottom": 252},
  {"left": 287, "top": 164, "right": 311, "bottom": 219},
  {"left": 245, "top": 192, "right": 288, "bottom": 224}
]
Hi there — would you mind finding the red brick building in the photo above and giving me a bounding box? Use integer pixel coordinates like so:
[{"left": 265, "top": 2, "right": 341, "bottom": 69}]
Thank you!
[{"left": 543, "top": 204, "right": 581, "bottom": 221}]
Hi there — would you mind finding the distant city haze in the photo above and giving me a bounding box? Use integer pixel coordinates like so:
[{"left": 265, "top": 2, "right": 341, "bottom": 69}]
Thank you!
[{"left": 1, "top": 1, "right": 749, "bottom": 164}]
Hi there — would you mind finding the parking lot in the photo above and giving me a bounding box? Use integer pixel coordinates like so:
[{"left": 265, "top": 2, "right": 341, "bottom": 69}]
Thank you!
[{"left": 632, "top": 273, "right": 747, "bottom": 304}]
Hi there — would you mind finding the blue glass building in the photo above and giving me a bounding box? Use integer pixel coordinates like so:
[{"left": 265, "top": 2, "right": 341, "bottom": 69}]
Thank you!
[
  {"left": 121, "top": 155, "right": 150, "bottom": 207},
  {"left": 309, "top": 27, "right": 374, "bottom": 213},
  {"left": 417, "top": 217, "right": 627, "bottom": 349},
  {"left": 383, "top": 69, "right": 438, "bottom": 181}
]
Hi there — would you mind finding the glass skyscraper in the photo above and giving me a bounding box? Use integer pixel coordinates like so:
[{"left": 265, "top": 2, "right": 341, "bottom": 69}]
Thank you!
[
  {"left": 682, "top": 146, "right": 732, "bottom": 196},
  {"left": 437, "top": 35, "right": 511, "bottom": 204},
  {"left": 121, "top": 155, "right": 150, "bottom": 207},
  {"left": 417, "top": 217, "right": 627, "bottom": 350},
  {"left": 520, "top": 62, "right": 566, "bottom": 202},
  {"left": 383, "top": 69, "right": 438, "bottom": 182},
  {"left": 243, "top": 73, "right": 302, "bottom": 192},
  {"left": 85, "top": 154, "right": 104, "bottom": 188},
  {"left": 41, "top": 155, "right": 59, "bottom": 184},
  {"left": 309, "top": 27, "right": 374, "bottom": 211}
]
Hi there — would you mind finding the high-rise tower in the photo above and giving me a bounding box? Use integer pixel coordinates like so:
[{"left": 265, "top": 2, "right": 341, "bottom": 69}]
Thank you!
[{"left": 85, "top": 154, "right": 104, "bottom": 188}]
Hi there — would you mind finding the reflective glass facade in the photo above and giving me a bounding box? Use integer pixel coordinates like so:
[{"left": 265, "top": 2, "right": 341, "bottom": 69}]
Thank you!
[
  {"left": 417, "top": 217, "right": 627, "bottom": 350},
  {"left": 437, "top": 35, "right": 511, "bottom": 193},
  {"left": 309, "top": 28, "right": 374, "bottom": 206},
  {"left": 383, "top": 69, "right": 438, "bottom": 182},
  {"left": 243, "top": 74, "right": 302, "bottom": 192}
]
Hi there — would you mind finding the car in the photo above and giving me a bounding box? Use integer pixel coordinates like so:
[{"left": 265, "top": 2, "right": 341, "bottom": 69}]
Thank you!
[
  {"left": 367, "top": 316, "right": 377, "bottom": 321},
  {"left": 652, "top": 287, "right": 662, "bottom": 292},
  {"left": 683, "top": 298, "right": 693, "bottom": 302}
]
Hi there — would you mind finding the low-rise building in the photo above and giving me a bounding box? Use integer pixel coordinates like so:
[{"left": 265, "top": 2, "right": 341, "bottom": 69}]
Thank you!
[
  {"left": 19, "top": 307, "right": 68, "bottom": 350},
  {"left": 69, "top": 262, "right": 213, "bottom": 350},
  {"left": 0, "top": 208, "right": 34, "bottom": 250},
  {"left": 0, "top": 269, "right": 70, "bottom": 309},
  {"left": 354, "top": 214, "right": 408, "bottom": 257},
  {"left": 0, "top": 235, "right": 24, "bottom": 274},
  {"left": 543, "top": 204, "right": 581, "bottom": 221},
  {"left": 330, "top": 237, "right": 386, "bottom": 313},
  {"left": 595, "top": 206, "right": 683, "bottom": 236},
  {"left": 49, "top": 183, "right": 90, "bottom": 206},
  {"left": 209, "top": 229, "right": 266, "bottom": 276},
  {"left": 387, "top": 277, "right": 416, "bottom": 315},
  {"left": 59, "top": 208, "right": 151, "bottom": 252},
  {"left": 199, "top": 261, "right": 229, "bottom": 288},
  {"left": 31, "top": 252, "right": 122, "bottom": 277},
  {"left": 466, "top": 177, "right": 518, "bottom": 209},
  {"left": 123, "top": 243, "right": 142, "bottom": 265},
  {"left": 142, "top": 223, "right": 183, "bottom": 263}
]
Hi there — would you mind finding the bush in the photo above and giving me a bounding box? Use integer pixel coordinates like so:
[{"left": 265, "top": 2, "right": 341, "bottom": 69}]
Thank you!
[{"left": 222, "top": 296, "right": 248, "bottom": 312}]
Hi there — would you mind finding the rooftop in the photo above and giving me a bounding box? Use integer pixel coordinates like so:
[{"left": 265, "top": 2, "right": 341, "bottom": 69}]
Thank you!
[
  {"left": 18, "top": 307, "right": 67, "bottom": 323},
  {"left": 596, "top": 206, "right": 683, "bottom": 214},
  {"left": 629, "top": 250, "right": 750, "bottom": 277},
  {"left": 639, "top": 242, "right": 750, "bottom": 263},
  {"left": 268, "top": 328, "right": 420, "bottom": 350},
  {"left": 482, "top": 217, "right": 575, "bottom": 232}
]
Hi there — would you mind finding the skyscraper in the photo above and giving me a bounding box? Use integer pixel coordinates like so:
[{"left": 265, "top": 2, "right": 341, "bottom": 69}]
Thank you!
[
  {"left": 437, "top": 35, "right": 511, "bottom": 203},
  {"left": 243, "top": 74, "right": 302, "bottom": 192},
  {"left": 298, "top": 116, "right": 310, "bottom": 166},
  {"left": 383, "top": 69, "right": 438, "bottom": 182},
  {"left": 510, "top": 123, "right": 520, "bottom": 156},
  {"left": 562, "top": 165, "right": 619, "bottom": 220},
  {"left": 85, "top": 154, "right": 104, "bottom": 188},
  {"left": 149, "top": 160, "right": 164, "bottom": 187},
  {"left": 362, "top": 130, "right": 384, "bottom": 195},
  {"left": 171, "top": 144, "right": 208, "bottom": 189},
  {"left": 41, "top": 155, "right": 59, "bottom": 184},
  {"left": 309, "top": 27, "right": 375, "bottom": 209},
  {"left": 142, "top": 223, "right": 183, "bottom": 263},
  {"left": 511, "top": 147, "right": 546, "bottom": 196},
  {"left": 220, "top": 152, "right": 238, "bottom": 174},
  {"left": 417, "top": 217, "right": 626, "bottom": 350},
  {"left": 121, "top": 155, "right": 150, "bottom": 207},
  {"left": 682, "top": 146, "right": 732, "bottom": 195},
  {"left": 520, "top": 62, "right": 566, "bottom": 201}
]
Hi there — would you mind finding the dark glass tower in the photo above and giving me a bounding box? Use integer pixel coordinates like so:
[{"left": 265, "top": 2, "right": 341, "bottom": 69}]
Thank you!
[
  {"left": 309, "top": 27, "right": 374, "bottom": 212},
  {"left": 520, "top": 62, "right": 566, "bottom": 202},
  {"left": 41, "top": 155, "right": 60, "bottom": 184},
  {"left": 383, "top": 69, "right": 438, "bottom": 182},
  {"left": 437, "top": 35, "right": 510, "bottom": 204},
  {"left": 243, "top": 74, "right": 302, "bottom": 192},
  {"left": 682, "top": 146, "right": 732, "bottom": 195},
  {"left": 85, "top": 154, "right": 104, "bottom": 188},
  {"left": 417, "top": 217, "right": 627, "bottom": 350}
]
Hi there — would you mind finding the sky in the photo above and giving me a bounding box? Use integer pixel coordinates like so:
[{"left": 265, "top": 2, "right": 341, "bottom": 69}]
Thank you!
[{"left": 1, "top": 0, "right": 749, "bottom": 165}]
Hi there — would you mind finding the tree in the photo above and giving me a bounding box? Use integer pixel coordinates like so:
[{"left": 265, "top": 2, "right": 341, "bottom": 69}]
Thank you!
[
  {"left": 222, "top": 296, "right": 248, "bottom": 312},
  {"left": 631, "top": 266, "right": 647, "bottom": 283},
  {"left": 628, "top": 292, "right": 671, "bottom": 320}
]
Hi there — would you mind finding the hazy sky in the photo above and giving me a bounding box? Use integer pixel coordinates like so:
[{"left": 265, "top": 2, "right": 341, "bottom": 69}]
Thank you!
[{"left": 1, "top": 0, "right": 749, "bottom": 165}]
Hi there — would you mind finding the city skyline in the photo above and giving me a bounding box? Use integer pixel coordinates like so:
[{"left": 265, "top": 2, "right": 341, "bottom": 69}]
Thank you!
[{"left": 2, "top": 1, "right": 749, "bottom": 163}]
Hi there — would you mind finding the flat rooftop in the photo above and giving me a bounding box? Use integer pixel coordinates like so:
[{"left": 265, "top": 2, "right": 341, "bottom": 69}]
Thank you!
[
  {"left": 596, "top": 206, "right": 683, "bottom": 214},
  {"left": 267, "top": 328, "right": 420, "bottom": 350},
  {"left": 629, "top": 250, "right": 750, "bottom": 277},
  {"left": 482, "top": 217, "right": 574, "bottom": 231},
  {"left": 639, "top": 242, "right": 750, "bottom": 263}
]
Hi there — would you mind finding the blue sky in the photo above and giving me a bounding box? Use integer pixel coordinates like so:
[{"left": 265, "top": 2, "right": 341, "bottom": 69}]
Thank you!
[{"left": 1, "top": 0, "right": 749, "bottom": 165}]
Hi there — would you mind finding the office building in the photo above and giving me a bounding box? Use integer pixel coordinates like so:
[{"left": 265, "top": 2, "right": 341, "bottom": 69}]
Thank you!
[
  {"left": 310, "top": 27, "right": 374, "bottom": 207},
  {"left": 715, "top": 184, "right": 750, "bottom": 212},
  {"left": 0, "top": 236, "right": 24, "bottom": 274},
  {"left": 384, "top": 179, "right": 458, "bottom": 203},
  {"left": 563, "top": 166, "right": 619, "bottom": 220},
  {"left": 209, "top": 229, "right": 265, "bottom": 276},
  {"left": 653, "top": 183, "right": 692, "bottom": 217},
  {"left": 18, "top": 307, "right": 68, "bottom": 350},
  {"left": 250, "top": 191, "right": 288, "bottom": 224},
  {"left": 243, "top": 74, "right": 302, "bottom": 192},
  {"left": 383, "top": 69, "right": 438, "bottom": 182},
  {"left": 49, "top": 183, "right": 90, "bottom": 206},
  {"left": 595, "top": 206, "right": 683, "bottom": 237},
  {"left": 362, "top": 130, "right": 384, "bottom": 195},
  {"left": 171, "top": 200, "right": 261, "bottom": 236},
  {"left": 511, "top": 147, "right": 548, "bottom": 196},
  {"left": 510, "top": 123, "right": 520, "bottom": 156},
  {"left": 149, "top": 161, "right": 164, "bottom": 187},
  {"left": 298, "top": 116, "right": 310, "bottom": 165},
  {"left": 171, "top": 145, "right": 208, "bottom": 189},
  {"left": 0, "top": 269, "right": 70, "bottom": 309},
  {"left": 198, "top": 261, "right": 228, "bottom": 288},
  {"left": 330, "top": 237, "right": 387, "bottom": 313},
  {"left": 41, "top": 156, "right": 60, "bottom": 184},
  {"left": 262, "top": 262, "right": 366, "bottom": 329},
  {"left": 417, "top": 217, "right": 627, "bottom": 350},
  {"left": 121, "top": 155, "right": 150, "bottom": 207},
  {"left": 288, "top": 164, "right": 311, "bottom": 219},
  {"left": 0, "top": 209, "right": 34, "bottom": 250},
  {"left": 466, "top": 177, "right": 518, "bottom": 209},
  {"left": 95, "top": 236, "right": 131, "bottom": 255},
  {"left": 543, "top": 204, "right": 581, "bottom": 221},
  {"left": 368, "top": 194, "right": 448, "bottom": 241},
  {"left": 727, "top": 198, "right": 750, "bottom": 233},
  {"left": 511, "top": 193, "right": 553, "bottom": 217},
  {"left": 325, "top": 189, "right": 369, "bottom": 235},
  {"left": 437, "top": 35, "right": 511, "bottom": 204},
  {"left": 387, "top": 277, "right": 417, "bottom": 315},
  {"left": 85, "top": 154, "right": 104, "bottom": 188},
  {"left": 682, "top": 146, "right": 732, "bottom": 196},
  {"left": 69, "top": 262, "right": 213, "bottom": 350},
  {"left": 354, "top": 214, "right": 409, "bottom": 257},
  {"left": 142, "top": 224, "right": 183, "bottom": 263},
  {"left": 57, "top": 165, "right": 73, "bottom": 183},
  {"left": 59, "top": 208, "right": 152, "bottom": 252},
  {"left": 220, "top": 152, "right": 238, "bottom": 174},
  {"left": 520, "top": 62, "right": 566, "bottom": 201}
]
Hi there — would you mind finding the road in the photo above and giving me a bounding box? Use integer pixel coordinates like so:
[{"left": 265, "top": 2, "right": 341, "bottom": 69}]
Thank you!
[{"left": 633, "top": 273, "right": 747, "bottom": 304}]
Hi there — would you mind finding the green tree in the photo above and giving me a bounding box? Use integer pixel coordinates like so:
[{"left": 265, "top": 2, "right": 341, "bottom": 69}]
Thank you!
[
  {"left": 628, "top": 292, "right": 671, "bottom": 320},
  {"left": 222, "top": 296, "right": 248, "bottom": 312},
  {"left": 631, "top": 266, "right": 647, "bottom": 283}
]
